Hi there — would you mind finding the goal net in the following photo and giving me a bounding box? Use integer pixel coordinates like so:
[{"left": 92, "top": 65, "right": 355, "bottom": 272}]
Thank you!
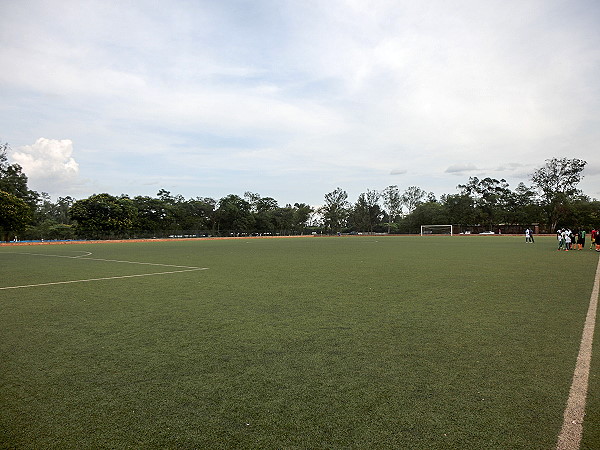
[{"left": 420, "top": 224, "right": 453, "bottom": 236}]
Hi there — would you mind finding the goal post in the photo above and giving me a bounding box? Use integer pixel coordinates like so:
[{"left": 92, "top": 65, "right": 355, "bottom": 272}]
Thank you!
[{"left": 420, "top": 224, "right": 453, "bottom": 236}]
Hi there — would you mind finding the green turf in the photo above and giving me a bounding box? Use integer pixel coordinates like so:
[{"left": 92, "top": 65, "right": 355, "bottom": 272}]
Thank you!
[{"left": 1, "top": 236, "right": 598, "bottom": 449}]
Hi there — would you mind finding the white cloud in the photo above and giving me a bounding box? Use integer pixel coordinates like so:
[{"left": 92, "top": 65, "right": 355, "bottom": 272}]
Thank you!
[
  {"left": 445, "top": 164, "right": 478, "bottom": 174},
  {"left": 11, "top": 138, "right": 80, "bottom": 193},
  {"left": 494, "top": 163, "right": 525, "bottom": 172},
  {"left": 1, "top": 1, "right": 599, "bottom": 204}
]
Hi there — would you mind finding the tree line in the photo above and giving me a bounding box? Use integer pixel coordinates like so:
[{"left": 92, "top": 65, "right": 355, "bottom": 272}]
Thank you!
[{"left": 1, "top": 141, "right": 598, "bottom": 241}]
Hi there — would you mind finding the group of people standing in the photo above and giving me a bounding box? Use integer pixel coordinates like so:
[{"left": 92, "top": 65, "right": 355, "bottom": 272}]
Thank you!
[
  {"left": 556, "top": 228, "right": 600, "bottom": 251},
  {"left": 525, "top": 228, "right": 535, "bottom": 243}
]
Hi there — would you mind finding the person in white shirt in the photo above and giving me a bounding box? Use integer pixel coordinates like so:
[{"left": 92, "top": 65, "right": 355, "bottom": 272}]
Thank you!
[{"left": 565, "top": 230, "right": 572, "bottom": 251}]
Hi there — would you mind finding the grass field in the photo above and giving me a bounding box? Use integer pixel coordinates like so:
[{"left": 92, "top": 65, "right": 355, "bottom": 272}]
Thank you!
[{"left": 1, "top": 235, "right": 599, "bottom": 449}]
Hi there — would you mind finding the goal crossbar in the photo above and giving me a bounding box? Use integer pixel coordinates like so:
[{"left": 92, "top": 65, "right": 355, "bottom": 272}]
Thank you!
[{"left": 420, "top": 224, "right": 453, "bottom": 236}]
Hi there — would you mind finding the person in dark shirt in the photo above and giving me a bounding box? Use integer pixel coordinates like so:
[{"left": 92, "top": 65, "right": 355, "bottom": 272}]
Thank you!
[{"left": 578, "top": 229, "right": 585, "bottom": 250}]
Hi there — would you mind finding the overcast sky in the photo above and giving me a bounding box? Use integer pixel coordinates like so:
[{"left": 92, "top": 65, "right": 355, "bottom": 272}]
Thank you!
[{"left": 2, "top": 0, "right": 599, "bottom": 206}]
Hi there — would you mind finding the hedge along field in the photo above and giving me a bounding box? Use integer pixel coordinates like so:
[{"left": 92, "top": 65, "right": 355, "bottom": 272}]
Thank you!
[{"left": 0, "top": 236, "right": 598, "bottom": 449}]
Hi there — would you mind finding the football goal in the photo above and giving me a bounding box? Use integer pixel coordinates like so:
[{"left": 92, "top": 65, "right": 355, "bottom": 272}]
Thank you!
[{"left": 420, "top": 224, "right": 453, "bottom": 236}]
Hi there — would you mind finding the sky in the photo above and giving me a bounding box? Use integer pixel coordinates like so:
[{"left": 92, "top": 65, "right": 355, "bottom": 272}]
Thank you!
[{"left": 2, "top": 0, "right": 600, "bottom": 206}]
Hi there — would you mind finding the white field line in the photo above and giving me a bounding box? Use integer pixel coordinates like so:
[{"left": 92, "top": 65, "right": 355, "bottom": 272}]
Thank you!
[
  {"left": 0, "top": 268, "right": 208, "bottom": 290},
  {"left": 556, "top": 256, "right": 600, "bottom": 450},
  {"left": 4, "top": 251, "right": 201, "bottom": 269},
  {"left": 72, "top": 251, "right": 93, "bottom": 258},
  {"left": 0, "top": 251, "right": 208, "bottom": 290}
]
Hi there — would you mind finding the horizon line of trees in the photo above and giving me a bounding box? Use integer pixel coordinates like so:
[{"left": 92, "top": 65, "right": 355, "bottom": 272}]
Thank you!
[{"left": 2, "top": 141, "right": 598, "bottom": 241}]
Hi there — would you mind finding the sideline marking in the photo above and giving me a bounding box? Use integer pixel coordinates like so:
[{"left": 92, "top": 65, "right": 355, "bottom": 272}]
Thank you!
[
  {"left": 0, "top": 268, "right": 208, "bottom": 290},
  {"left": 556, "top": 256, "right": 600, "bottom": 449}
]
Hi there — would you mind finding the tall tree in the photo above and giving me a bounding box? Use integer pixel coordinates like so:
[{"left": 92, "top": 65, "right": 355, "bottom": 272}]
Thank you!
[
  {"left": 180, "top": 197, "right": 216, "bottom": 232},
  {"left": 26, "top": 194, "right": 75, "bottom": 241},
  {"left": 292, "top": 203, "right": 313, "bottom": 234},
  {"left": 457, "top": 177, "right": 511, "bottom": 229},
  {"left": 506, "top": 183, "right": 540, "bottom": 226},
  {"left": 382, "top": 185, "right": 402, "bottom": 233},
  {"left": 272, "top": 204, "right": 294, "bottom": 234},
  {"left": 410, "top": 201, "right": 448, "bottom": 231},
  {"left": 35, "top": 194, "right": 75, "bottom": 225},
  {"left": 531, "top": 158, "right": 587, "bottom": 199},
  {"left": 530, "top": 158, "right": 587, "bottom": 231},
  {"left": 253, "top": 197, "right": 279, "bottom": 233},
  {"left": 570, "top": 198, "right": 600, "bottom": 230},
  {"left": 52, "top": 196, "right": 75, "bottom": 224},
  {"left": 157, "top": 189, "right": 184, "bottom": 204},
  {"left": 0, "top": 142, "right": 39, "bottom": 208},
  {"left": 440, "top": 194, "right": 476, "bottom": 227},
  {"left": 321, "top": 187, "right": 349, "bottom": 233},
  {"left": 401, "top": 186, "right": 426, "bottom": 214},
  {"left": 351, "top": 190, "right": 382, "bottom": 232},
  {"left": 215, "top": 194, "right": 253, "bottom": 235},
  {"left": 155, "top": 189, "right": 188, "bottom": 231},
  {"left": 132, "top": 195, "right": 171, "bottom": 234},
  {"left": 70, "top": 194, "right": 137, "bottom": 239},
  {"left": 0, "top": 190, "right": 32, "bottom": 241},
  {"left": 244, "top": 191, "right": 262, "bottom": 212}
]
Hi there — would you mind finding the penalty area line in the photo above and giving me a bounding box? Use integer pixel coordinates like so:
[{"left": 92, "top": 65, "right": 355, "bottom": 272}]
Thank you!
[
  {"left": 556, "top": 255, "right": 600, "bottom": 450},
  {"left": 0, "top": 268, "right": 208, "bottom": 290},
  {"left": 3, "top": 251, "right": 201, "bottom": 269}
]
